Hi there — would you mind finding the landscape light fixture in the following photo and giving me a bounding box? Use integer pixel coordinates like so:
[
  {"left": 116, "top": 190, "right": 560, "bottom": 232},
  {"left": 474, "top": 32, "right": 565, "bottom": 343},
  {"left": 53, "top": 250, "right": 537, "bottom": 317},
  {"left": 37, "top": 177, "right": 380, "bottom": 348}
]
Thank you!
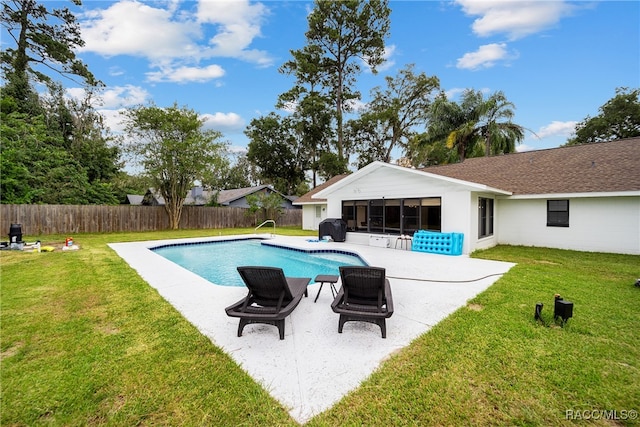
[
  {"left": 534, "top": 295, "right": 574, "bottom": 327},
  {"left": 553, "top": 294, "right": 573, "bottom": 325}
]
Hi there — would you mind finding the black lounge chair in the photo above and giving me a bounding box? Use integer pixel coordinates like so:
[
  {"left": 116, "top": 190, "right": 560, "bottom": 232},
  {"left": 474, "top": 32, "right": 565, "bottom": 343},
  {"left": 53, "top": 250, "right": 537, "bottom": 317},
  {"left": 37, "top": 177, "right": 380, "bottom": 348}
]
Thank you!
[
  {"left": 331, "top": 266, "right": 394, "bottom": 338},
  {"left": 225, "top": 266, "right": 310, "bottom": 340}
]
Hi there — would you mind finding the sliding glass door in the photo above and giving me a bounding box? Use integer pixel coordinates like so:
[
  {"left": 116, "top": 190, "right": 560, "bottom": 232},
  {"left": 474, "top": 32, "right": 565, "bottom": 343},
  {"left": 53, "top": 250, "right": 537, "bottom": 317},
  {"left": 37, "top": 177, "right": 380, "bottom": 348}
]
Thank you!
[{"left": 341, "top": 197, "right": 441, "bottom": 235}]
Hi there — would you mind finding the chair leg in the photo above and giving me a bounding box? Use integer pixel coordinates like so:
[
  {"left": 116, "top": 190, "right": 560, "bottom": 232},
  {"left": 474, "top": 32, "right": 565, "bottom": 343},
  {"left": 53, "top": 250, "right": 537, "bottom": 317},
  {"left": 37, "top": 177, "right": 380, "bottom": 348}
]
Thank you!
[
  {"left": 238, "top": 319, "right": 248, "bottom": 337},
  {"left": 237, "top": 319, "right": 287, "bottom": 339},
  {"left": 276, "top": 319, "right": 285, "bottom": 340},
  {"left": 338, "top": 315, "right": 345, "bottom": 333},
  {"left": 336, "top": 315, "right": 388, "bottom": 338},
  {"left": 314, "top": 283, "right": 324, "bottom": 303}
]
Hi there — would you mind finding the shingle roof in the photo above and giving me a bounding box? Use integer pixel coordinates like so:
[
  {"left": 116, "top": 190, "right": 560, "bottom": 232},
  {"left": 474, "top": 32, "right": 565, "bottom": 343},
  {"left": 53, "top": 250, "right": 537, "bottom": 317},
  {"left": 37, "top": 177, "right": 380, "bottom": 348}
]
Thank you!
[
  {"left": 294, "top": 174, "right": 349, "bottom": 204},
  {"left": 144, "top": 185, "right": 289, "bottom": 206},
  {"left": 126, "top": 194, "right": 144, "bottom": 205},
  {"left": 217, "top": 185, "right": 267, "bottom": 204},
  {"left": 423, "top": 138, "right": 640, "bottom": 195}
]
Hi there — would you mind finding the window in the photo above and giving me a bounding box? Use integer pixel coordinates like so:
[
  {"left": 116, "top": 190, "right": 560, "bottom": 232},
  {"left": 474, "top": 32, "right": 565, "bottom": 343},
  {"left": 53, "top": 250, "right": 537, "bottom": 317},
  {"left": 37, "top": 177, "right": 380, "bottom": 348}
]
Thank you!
[
  {"left": 341, "top": 203, "right": 354, "bottom": 230},
  {"left": 384, "top": 199, "right": 401, "bottom": 232},
  {"left": 420, "top": 198, "right": 441, "bottom": 232},
  {"left": 478, "top": 198, "right": 494, "bottom": 238},
  {"left": 547, "top": 200, "right": 569, "bottom": 227},
  {"left": 341, "top": 198, "right": 441, "bottom": 234},
  {"left": 402, "top": 199, "right": 420, "bottom": 235},
  {"left": 315, "top": 206, "right": 322, "bottom": 218},
  {"left": 369, "top": 200, "right": 384, "bottom": 233}
]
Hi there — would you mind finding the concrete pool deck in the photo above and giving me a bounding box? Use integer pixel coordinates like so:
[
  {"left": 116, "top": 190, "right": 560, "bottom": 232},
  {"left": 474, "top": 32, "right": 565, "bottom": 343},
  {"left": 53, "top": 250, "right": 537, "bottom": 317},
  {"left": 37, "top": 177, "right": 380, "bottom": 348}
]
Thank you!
[{"left": 109, "top": 234, "right": 515, "bottom": 424}]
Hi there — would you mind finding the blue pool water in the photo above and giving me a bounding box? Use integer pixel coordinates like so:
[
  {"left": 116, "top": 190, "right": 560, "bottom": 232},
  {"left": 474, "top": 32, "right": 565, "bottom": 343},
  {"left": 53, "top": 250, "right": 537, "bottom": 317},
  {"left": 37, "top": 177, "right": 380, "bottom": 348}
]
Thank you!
[{"left": 152, "top": 239, "right": 367, "bottom": 287}]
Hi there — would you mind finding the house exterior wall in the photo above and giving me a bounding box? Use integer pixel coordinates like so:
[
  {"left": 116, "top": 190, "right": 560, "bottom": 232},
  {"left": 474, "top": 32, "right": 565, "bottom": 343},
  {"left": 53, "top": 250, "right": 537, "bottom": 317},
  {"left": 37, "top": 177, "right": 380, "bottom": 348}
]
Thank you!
[
  {"left": 470, "top": 192, "right": 499, "bottom": 253},
  {"left": 227, "top": 198, "right": 250, "bottom": 208},
  {"left": 303, "top": 160, "right": 639, "bottom": 255},
  {"left": 301, "top": 204, "right": 328, "bottom": 230},
  {"left": 322, "top": 167, "right": 481, "bottom": 254},
  {"left": 497, "top": 195, "right": 640, "bottom": 255}
]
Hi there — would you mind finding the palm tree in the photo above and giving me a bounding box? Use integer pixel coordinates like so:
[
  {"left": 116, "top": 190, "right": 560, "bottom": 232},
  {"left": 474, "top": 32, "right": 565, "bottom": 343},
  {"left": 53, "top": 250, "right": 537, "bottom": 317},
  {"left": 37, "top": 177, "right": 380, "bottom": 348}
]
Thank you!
[
  {"left": 476, "top": 91, "right": 525, "bottom": 157},
  {"left": 423, "top": 89, "right": 525, "bottom": 162}
]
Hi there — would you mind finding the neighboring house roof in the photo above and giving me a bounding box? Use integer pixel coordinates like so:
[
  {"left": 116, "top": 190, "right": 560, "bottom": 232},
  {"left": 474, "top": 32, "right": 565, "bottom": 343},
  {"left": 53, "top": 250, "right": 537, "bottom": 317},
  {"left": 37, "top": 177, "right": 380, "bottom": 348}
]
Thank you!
[
  {"left": 144, "top": 185, "right": 295, "bottom": 206},
  {"left": 126, "top": 195, "right": 144, "bottom": 205},
  {"left": 423, "top": 137, "right": 640, "bottom": 195},
  {"left": 217, "top": 185, "right": 272, "bottom": 205},
  {"left": 294, "top": 174, "right": 349, "bottom": 204}
]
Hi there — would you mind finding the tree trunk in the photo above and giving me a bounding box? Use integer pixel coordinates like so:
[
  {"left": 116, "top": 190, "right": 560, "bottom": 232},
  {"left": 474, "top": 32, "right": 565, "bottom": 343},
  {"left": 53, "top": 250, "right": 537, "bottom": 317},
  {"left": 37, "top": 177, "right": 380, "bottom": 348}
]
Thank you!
[
  {"left": 485, "top": 130, "right": 491, "bottom": 157},
  {"left": 164, "top": 198, "right": 184, "bottom": 230}
]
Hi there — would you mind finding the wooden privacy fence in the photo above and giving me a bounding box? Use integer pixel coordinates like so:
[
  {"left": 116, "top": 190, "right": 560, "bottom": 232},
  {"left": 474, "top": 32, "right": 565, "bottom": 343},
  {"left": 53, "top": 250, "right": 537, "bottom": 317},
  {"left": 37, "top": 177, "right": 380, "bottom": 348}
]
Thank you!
[{"left": 0, "top": 204, "right": 302, "bottom": 236}]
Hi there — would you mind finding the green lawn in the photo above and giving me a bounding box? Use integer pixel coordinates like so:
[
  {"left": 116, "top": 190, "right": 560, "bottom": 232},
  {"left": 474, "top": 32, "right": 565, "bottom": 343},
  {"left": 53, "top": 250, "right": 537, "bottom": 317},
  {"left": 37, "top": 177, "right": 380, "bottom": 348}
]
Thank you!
[{"left": 2, "top": 229, "right": 638, "bottom": 426}]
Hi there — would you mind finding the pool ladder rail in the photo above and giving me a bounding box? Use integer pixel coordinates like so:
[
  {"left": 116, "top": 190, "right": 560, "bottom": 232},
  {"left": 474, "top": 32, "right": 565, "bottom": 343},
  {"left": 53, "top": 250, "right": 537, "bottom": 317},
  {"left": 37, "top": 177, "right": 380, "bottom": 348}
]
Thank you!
[{"left": 254, "top": 219, "right": 276, "bottom": 238}]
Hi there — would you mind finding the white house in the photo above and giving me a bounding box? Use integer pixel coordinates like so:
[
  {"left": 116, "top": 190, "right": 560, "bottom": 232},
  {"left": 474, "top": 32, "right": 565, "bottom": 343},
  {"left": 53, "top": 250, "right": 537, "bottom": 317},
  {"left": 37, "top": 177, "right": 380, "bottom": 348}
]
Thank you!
[{"left": 294, "top": 138, "right": 640, "bottom": 255}]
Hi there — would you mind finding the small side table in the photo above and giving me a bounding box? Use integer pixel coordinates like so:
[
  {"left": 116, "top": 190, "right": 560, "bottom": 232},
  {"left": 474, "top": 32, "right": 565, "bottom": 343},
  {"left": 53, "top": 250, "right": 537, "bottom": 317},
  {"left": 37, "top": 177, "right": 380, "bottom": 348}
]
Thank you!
[{"left": 313, "top": 274, "right": 339, "bottom": 303}]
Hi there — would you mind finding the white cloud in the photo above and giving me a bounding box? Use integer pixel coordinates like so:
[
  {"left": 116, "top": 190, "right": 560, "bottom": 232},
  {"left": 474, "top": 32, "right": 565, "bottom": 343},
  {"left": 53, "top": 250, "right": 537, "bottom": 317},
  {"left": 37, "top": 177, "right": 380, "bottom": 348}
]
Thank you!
[
  {"left": 196, "top": 0, "right": 272, "bottom": 65},
  {"left": 80, "top": 1, "right": 201, "bottom": 60},
  {"left": 347, "top": 99, "right": 367, "bottom": 113},
  {"left": 444, "top": 87, "right": 466, "bottom": 99},
  {"left": 516, "top": 143, "right": 534, "bottom": 152},
  {"left": 64, "top": 85, "right": 150, "bottom": 109},
  {"left": 146, "top": 64, "right": 225, "bottom": 83},
  {"left": 102, "top": 85, "right": 152, "bottom": 108},
  {"left": 363, "top": 44, "right": 396, "bottom": 73},
  {"left": 456, "top": 43, "right": 514, "bottom": 70},
  {"left": 109, "top": 66, "right": 125, "bottom": 77},
  {"left": 535, "top": 120, "right": 578, "bottom": 139},
  {"left": 98, "top": 108, "right": 128, "bottom": 134},
  {"left": 79, "top": 0, "right": 273, "bottom": 68},
  {"left": 455, "top": 0, "right": 575, "bottom": 40},
  {"left": 201, "top": 112, "right": 245, "bottom": 133},
  {"left": 63, "top": 85, "right": 152, "bottom": 135},
  {"left": 444, "top": 87, "right": 492, "bottom": 100}
]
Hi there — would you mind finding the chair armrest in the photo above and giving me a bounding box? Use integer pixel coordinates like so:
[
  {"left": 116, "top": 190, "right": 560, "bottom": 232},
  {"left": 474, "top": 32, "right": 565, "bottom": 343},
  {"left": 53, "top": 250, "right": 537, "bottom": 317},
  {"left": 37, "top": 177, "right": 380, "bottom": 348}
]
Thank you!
[
  {"left": 330, "top": 287, "right": 344, "bottom": 311},
  {"left": 384, "top": 279, "right": 394, "bottom": 314}
]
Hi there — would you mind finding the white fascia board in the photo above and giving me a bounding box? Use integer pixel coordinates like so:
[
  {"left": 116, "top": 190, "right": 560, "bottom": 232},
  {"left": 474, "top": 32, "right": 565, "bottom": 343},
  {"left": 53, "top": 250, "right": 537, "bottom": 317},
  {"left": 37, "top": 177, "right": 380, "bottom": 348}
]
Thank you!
[
  {"left": 293, "top": 201, "right": 326, "bottom": 206},
  {"left": 500, "top": 190, "right": 640, "bottom": 200},
  {"left": 313, "top": 161, "right": 512, "bottom": 197},
  {"left": 313, "top": 161, "right": 384, "bottom": 198}
]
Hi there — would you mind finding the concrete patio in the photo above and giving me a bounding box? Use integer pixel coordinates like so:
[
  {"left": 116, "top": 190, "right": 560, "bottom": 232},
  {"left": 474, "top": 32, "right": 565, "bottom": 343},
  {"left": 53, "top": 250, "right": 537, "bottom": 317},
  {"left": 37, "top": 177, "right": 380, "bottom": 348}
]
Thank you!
[{"left": 109, "top": 235, "right": 515, "bottom": 424}]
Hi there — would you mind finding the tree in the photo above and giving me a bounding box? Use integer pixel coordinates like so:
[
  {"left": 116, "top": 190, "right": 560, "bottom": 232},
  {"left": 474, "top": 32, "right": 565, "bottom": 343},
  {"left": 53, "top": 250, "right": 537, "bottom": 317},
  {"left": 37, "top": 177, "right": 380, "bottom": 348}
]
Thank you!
[
  {"left": 405, "top": 133, "right": 458, "bottom": 167},
  {"left": 121, "top": 103, "right": 227, "bottom": 229},
  {"left": 245, "top": 191, "right": 284, "bottom": 225},
  {"left": 278, "top": 89, "right": 334, "bottom": 188},
  {"left": 203, "top": 153, "right": 259, "bottom": 192},
  {"left": 1, "top": 95, "right": 120, "bottom": 205},
  {"left": 111, "top": 172, "right": 153, "bottom": 204},
  {"left": 39, "top": 83, "right": 121, "bottom": 186},
  {"left": 280, "top": 46, "right": 336, "bottom": 187},
  {"left": 296, "top": 0, "right": 391, "bottom": 165},
  {"left": 350, "top": 64, "right": 440, "bottom": 166},
  {"left": 1, "top": 0, "right": 99, "bottom": 112},
  {"left": 567, "top": 87, "right": 640, "bottom": 145},
  {"left": 245, "top": 113, "right": 309, "bottom": 195},
  {"left": 423, "top": 89, "right": 524, "bottom": 162}
]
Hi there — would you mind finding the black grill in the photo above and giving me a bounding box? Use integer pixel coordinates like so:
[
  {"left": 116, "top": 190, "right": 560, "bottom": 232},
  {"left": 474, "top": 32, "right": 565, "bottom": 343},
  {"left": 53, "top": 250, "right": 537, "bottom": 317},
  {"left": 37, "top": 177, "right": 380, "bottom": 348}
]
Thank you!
[{"left": 318, "top": 218, "right": 347, "bottom": 242}]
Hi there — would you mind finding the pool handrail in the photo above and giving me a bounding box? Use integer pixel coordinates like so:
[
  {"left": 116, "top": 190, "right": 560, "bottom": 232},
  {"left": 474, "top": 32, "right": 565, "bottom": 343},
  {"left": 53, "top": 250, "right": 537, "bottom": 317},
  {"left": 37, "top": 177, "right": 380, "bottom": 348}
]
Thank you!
[{"left": 255, "top": 219, "right": 276, "bottom": 236}]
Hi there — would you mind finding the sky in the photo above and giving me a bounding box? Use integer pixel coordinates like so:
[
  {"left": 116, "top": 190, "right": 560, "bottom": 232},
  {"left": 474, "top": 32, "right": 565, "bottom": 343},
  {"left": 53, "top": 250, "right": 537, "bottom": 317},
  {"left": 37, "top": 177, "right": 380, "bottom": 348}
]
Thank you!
[{"left": 7, "top": 0, "right": 640, "bottom": 164}]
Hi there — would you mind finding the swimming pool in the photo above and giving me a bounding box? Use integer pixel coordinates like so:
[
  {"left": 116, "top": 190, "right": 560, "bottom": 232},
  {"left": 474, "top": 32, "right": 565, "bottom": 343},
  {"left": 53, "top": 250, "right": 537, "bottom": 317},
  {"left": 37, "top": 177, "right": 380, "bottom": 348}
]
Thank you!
[{"left": 152, "top": 238, "right": 367, "bottom": 287}]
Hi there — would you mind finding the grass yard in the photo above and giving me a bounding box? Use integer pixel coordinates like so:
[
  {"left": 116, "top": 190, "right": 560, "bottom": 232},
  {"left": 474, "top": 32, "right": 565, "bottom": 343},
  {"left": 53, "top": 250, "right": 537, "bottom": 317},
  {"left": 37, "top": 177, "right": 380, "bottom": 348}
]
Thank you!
[{"left": 1, "top": 229, "right": 639, "bottom": 426}]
